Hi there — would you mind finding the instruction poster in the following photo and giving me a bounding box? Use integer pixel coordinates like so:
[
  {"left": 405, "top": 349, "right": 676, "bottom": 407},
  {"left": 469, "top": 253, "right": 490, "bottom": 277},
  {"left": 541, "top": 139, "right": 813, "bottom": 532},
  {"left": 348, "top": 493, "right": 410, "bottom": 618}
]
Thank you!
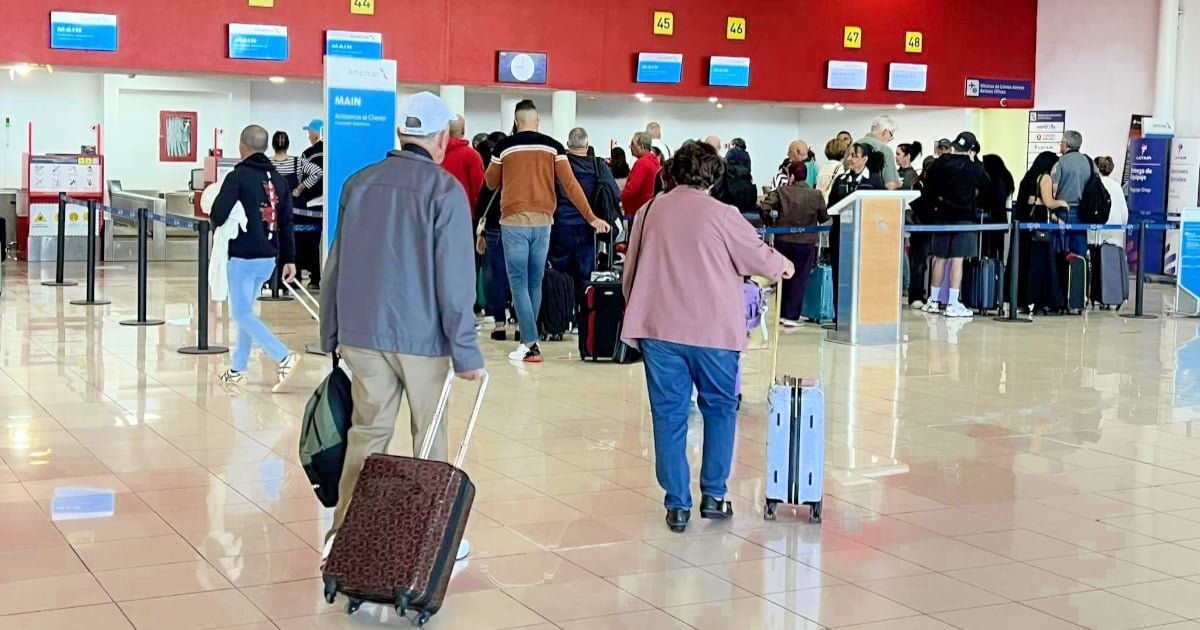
[
  {"left": 28, "top": 156, "right": 102, "bottom": 196},
  {"left": 28, "top": 202, "right": 89, "bottom": 237}
]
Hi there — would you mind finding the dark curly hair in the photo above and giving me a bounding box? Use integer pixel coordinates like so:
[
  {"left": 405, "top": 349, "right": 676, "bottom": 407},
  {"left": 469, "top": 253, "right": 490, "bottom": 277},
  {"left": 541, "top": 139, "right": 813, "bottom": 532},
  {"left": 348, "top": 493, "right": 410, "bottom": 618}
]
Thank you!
[{"left": 669, "top": 141, "right": 725, "bottom": 190}]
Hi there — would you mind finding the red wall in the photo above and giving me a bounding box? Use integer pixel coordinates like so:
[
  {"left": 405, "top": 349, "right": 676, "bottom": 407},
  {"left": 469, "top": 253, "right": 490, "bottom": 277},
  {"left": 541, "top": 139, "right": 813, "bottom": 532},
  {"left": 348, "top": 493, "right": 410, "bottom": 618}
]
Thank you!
[{"left": 6, "top": 0, "right": 1037, "bottom": 107}]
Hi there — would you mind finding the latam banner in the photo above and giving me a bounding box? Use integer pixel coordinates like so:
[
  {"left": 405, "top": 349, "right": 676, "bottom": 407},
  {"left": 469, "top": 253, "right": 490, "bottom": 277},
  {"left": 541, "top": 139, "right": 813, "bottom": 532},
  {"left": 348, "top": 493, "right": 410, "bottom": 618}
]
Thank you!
[
  {"left": 322, "top": 56, "right": 398, "bottom": 255},
  {"left": 1165, "top": 138, "right": 1200, "bottom": 275},
  {"left": 1128, "top": 136, "right": 1171, "bottom": 274}
]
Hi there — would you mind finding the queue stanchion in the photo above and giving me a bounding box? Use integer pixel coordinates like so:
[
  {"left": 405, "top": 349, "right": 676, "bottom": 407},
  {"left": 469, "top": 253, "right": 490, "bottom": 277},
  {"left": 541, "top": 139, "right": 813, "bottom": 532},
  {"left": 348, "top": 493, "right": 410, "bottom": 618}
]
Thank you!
[
  {"left": 42, "top": 192, "right": 79, "bottom": 287},
  {"left": 179, "top": 221, "right": 229, "bottom": 355},
  {"left": 70, "top": 200, "right": 110, "bottom": 307},
  {"left": 1121, "top": 220, "right": 1157, "bottom": 320},
  {"left": 995, "top": 219, "right": 1031, "bottom": 324},
  {"left": 257, "top": 258, "right": 293, "bottom": 302},
  {"left": 119, "top": 207, "right": 164, "bottom": 327}
]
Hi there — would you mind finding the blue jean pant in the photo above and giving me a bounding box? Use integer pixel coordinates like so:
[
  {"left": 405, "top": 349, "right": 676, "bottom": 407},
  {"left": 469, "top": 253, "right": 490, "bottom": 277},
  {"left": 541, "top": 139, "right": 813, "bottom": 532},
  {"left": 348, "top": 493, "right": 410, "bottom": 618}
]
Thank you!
[
  {"left": 485, "top": 229, "right": 510, "bottom": 323},
  {"left": 1063, "top": 206, "right": 1089, "bottom": 257},
  {"left": 641, "top": 339, "right": 740, "bottom": 510},
  {"left": 549, "top": 224, "right": 595, "bottom": 300},
  {"left": 501, "top": 225, "right": 551, "bottom": 345},
  {"left": 228, "top": 257, "right": 290, "bottom": 372}
]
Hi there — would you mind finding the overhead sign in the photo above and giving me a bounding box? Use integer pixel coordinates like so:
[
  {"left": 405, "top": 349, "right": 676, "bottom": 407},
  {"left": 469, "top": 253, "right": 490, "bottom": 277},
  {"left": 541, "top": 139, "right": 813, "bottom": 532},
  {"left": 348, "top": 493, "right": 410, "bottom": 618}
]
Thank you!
[
  {"left": 843, "top": 26, "right": 862, "bottom": 49},
  {"left": 1026, "top": 110, "right": 1065, "bottom": 169},
  {"left": 325, "top": 30, "right": 382, "bottom": 59},
  {"left": 323, "top": 56, "right": 397, "bottom": 253},
  {"left": 50, "top": 12, "right": 118, "bottom": 52},
  {"left": 636, "top": 52, "right": 683, "bottom": 84},
  {"left": 965, "top": 78, "right": 1032, "bottom": 100},
  {"left": 1129, "top": 136, "right": 1171, "bottom": 274},
  {"left": 887, "top": 63, "right": 927, "bottom": 92},
  {"left": 653, "top": 11, "right": 674, "bottom": 36},
  {"left": 708, "top": 56, "right": 749, "bottom": 88},
  {"left": 827, "top": 61, "right": 868, "bottom": 91},
  {"left": 229, "top": 24, "right": 288, "bottom": 61},
  {"left": 905, "top": 31, "right": 923, "bottom": 53},
  {"left": 726, "top": 17, "right": 746, "bottom": 40},
  {"left": 498, "top": 51, "right": 548, "bottom": 85}
]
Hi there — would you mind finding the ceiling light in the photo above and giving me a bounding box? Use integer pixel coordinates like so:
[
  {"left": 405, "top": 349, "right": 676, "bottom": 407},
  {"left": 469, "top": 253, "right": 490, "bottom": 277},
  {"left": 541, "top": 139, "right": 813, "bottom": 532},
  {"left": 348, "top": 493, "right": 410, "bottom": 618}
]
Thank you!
[
  {"left": 822, "top": 103, "right": 835, "bottom": 110},
  {"left": 835, "top": 105, "right": 845, "bottom": 111},
  {"left": 895, "top": 103, "right": 906, "bottom": 109},
  {"left": 634, "top": 93, "right": 645, "bottom": 99},
  {"left": 13, "top": 63, "right": 31, "bottom": 77},
  {"left": 708, "top": 96, "right": 718, "bottom": 103},
  {"left": 716, "top": 103, "right": 724, "bottom": 109},
  {"left": 637, "top": 95, "right": 654, "bottom": 103},
  {"left": 268, "top": 76, "right": 286, "bottom": 84}
]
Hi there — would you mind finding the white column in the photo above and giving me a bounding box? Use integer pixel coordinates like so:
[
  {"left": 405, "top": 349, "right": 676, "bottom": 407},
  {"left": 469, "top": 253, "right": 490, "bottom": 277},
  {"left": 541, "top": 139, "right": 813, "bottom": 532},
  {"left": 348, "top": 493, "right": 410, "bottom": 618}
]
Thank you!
[
  {"left": 439, "top": 85, "right": 465, "bottom": 117},
  {"left": 1156, "top": 0, "right": 1181, "bottom": 119},
  {"left": 550, "top": 90, "right": 578, "bottom": 143},
  {"left": 500, "top": 95, "right": 524, "bottom": 134}
]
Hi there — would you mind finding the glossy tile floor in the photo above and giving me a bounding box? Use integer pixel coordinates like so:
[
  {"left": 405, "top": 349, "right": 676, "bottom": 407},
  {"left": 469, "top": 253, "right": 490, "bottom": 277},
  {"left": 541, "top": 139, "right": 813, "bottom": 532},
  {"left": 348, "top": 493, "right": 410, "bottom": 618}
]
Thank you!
[{"left": 4, "top": 261, "right": 1200, "bottom": 629}]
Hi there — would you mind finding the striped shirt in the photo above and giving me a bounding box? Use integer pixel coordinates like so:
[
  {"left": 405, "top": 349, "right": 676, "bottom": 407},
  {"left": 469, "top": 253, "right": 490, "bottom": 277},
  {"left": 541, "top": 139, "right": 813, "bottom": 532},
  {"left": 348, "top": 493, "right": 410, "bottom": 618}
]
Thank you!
[
  {"left": 483, "top": 131, "right": 597, "bottom": 226},
  {"left": 271, "top": 156, "right": 322, "bottom": 194}
]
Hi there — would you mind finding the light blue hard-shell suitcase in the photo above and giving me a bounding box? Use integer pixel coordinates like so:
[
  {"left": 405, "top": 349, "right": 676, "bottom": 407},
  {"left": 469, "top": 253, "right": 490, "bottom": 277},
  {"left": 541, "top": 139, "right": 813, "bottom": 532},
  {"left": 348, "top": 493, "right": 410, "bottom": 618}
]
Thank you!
[{"left": 764, "top": 376, "right": 825, "bottom": 522}]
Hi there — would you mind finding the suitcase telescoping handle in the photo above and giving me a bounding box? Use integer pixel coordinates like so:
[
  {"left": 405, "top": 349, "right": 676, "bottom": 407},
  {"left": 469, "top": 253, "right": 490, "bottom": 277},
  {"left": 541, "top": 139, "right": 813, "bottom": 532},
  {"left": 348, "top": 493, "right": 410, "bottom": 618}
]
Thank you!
[
  {"left": 420, "top": 369, "right": 490, "bottom": 468},
  {"left": 769, "top": 282, "right": 783, "bottom": 385},
  {"left": 284, "top": 277, "right": 320, "bottom": 322}
]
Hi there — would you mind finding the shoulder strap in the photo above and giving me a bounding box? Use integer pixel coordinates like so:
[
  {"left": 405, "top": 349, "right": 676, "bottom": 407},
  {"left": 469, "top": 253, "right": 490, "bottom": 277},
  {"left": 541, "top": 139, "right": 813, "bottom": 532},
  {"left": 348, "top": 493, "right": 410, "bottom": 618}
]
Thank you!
[{"left": 627, "top": 199, "right": 656, "bottom": 295}]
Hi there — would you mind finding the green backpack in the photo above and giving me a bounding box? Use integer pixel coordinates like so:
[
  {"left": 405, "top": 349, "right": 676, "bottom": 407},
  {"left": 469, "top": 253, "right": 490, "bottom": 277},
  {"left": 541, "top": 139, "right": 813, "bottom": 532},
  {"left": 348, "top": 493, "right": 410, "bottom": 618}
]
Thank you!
[{"left": 299, "top": 359, "right": 353, "bottom": 508}]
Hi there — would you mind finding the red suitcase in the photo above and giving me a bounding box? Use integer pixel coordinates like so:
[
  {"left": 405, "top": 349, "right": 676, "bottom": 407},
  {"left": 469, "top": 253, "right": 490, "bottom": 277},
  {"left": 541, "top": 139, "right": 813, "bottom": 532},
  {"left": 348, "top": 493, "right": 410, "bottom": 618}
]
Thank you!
[{"left": 322, "top": 371, "right": 489, "bottom": 626}]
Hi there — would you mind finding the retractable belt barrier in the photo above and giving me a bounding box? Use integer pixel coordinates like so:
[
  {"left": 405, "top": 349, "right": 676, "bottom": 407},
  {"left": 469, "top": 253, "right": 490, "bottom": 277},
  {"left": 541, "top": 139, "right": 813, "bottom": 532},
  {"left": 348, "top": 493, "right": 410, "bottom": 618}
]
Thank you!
[{"left": 62, "top": 195, "right": 228, "bottom": 355}]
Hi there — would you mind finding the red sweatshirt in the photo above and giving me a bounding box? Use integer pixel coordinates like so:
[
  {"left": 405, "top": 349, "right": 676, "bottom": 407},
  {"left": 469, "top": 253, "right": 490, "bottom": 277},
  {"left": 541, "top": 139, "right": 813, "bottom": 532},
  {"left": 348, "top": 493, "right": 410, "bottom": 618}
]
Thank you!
[
  {"left": 441, "top": 137, "right": 484, "bottom": 215},
  {"left": 621, "top": 152, "right": 660, "bottom": 217}
]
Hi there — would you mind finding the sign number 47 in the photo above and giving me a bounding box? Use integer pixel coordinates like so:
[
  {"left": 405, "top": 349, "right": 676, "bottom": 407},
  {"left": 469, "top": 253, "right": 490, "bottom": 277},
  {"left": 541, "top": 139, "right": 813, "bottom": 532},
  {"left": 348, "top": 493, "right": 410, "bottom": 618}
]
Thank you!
[{"left": 351, "top": 0, "right": 374, "bottom": 15}]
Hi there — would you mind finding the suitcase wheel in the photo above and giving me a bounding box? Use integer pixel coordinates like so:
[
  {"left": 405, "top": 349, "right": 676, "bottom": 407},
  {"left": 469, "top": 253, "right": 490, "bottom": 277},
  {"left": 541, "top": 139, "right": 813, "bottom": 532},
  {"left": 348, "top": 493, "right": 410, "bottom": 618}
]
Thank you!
[
  {"left": 415, "top": 611, "right": 432, "bottom": 627},
  {"left": 763, "top": 500, "right": 779, "bottom": 521},
  {"left": 809, "top": 500, "right": 823, "bottom": 524},
  {"left": 322, "top": 575, "right": 338, "bottom": 604},
  {"left": 346, "top": 599, "right": 363, "bottom": 615}
]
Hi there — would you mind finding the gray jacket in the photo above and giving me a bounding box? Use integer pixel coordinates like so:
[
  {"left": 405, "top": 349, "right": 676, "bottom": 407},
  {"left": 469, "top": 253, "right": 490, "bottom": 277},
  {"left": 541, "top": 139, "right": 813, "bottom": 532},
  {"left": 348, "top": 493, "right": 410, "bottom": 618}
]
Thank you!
[{"left": 320, "top": 148, "right": 483, "bottom": 372}]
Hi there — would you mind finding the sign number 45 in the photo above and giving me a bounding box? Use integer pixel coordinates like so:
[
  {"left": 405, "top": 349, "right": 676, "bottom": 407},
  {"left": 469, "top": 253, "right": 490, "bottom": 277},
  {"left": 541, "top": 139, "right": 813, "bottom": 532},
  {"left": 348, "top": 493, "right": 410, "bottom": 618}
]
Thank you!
[
  {"left": 351, "top": 0, "right": 374, "bottom": 15},
  {"left": 653, "top": 11, "right": 674, "bottom": 35}
]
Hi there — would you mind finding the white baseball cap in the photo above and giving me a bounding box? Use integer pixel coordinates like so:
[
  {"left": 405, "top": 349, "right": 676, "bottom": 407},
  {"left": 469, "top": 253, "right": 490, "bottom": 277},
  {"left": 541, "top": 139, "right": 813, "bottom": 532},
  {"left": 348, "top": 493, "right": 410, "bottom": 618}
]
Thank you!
[{"left": 400, "top": 92, "right": 456, "bottom": 136}]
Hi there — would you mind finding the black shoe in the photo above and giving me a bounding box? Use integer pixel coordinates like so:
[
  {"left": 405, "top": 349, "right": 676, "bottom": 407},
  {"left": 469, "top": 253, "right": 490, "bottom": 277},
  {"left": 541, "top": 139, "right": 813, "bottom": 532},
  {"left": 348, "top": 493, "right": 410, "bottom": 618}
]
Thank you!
[
  {"left": 700, "top": 495, "right": 733, "bottom": 520},
  {"left": 666, "top": 508, "right": 691, "bottom": 533},
  {"left": 491, "top": 329, "right": 507, "bottom": 341},
  {"left": 307, "top": 280, "right": 320, "bottom": 292}
]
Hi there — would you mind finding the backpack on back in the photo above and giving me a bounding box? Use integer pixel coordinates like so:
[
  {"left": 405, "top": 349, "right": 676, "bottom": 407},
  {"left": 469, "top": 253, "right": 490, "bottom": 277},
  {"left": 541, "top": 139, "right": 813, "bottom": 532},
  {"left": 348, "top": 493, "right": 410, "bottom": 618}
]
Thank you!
[
  {"left": 589, "top": 158, "right": 623, "bottom": 229},
  {"left": 1078, "top": 155, "right": 1112, "bottom": 224}
]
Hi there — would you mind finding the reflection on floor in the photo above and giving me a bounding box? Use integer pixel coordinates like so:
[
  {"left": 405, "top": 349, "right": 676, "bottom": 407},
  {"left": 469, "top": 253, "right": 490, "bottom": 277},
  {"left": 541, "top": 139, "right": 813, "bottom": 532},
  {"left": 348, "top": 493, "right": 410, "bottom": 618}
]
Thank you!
[{"left": 3, "top": 261, "right": 1200, "bottom": 629}]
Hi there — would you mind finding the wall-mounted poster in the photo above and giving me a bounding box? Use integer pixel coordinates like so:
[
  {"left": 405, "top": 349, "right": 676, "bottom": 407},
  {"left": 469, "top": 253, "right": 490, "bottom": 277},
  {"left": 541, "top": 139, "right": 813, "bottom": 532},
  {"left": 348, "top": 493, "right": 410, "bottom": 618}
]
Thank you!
[{"left": 160, "top": 111, "right": 198, "bottom": 162}]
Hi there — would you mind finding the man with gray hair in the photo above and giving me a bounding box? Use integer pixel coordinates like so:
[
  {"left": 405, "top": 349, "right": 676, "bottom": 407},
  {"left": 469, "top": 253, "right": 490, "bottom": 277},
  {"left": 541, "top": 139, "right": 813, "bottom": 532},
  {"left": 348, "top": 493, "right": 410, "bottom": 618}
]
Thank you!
[
  {"left": 320, "top": 91, "right": 485, "bottom": 561},
  {"left": 552, "top": 126, "right": 622, "bottom": 297},
  {"left": 1050, "top": 129, "right": 1092, "bottom": 257},
  {"left": 856, "top": 115, "right": 902, "bottom": 190}
]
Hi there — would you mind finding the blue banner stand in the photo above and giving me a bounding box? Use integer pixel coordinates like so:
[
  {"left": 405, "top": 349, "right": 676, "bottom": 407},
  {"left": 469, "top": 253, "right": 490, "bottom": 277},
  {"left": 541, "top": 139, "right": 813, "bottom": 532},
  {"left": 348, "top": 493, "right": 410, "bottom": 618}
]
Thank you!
[{"left": 1176, "top": 207, "right": 1200, "bottom": 316}]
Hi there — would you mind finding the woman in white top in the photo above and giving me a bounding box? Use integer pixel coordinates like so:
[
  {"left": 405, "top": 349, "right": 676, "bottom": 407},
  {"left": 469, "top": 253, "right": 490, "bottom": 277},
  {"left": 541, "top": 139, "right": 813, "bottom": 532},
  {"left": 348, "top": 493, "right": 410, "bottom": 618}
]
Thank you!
[
  {"left": 815, "top": 137, "right": 849, "bottom": 202},
  {"left": 1092, "top": 156, "right": 1129, "bottom": 247}
]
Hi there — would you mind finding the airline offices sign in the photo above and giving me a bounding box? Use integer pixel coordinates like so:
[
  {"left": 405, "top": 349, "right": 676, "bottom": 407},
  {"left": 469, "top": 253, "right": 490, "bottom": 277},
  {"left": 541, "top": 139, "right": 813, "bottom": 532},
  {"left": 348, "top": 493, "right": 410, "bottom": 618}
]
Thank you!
[{"left": 1027, "top": 110, "right": 1065, "bottom": 169}]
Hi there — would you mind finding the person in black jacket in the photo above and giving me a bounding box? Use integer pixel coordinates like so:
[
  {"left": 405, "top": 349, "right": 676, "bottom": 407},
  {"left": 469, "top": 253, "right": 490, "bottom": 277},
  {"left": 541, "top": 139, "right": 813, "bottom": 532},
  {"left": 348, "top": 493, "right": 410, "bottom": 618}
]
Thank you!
[
  {"left": 826, "top": 142, "right": 886, "bottom": 319},
  {"left": 211, "top": 125, "right": 300, "bottom": 391},
  {"left": 295, "top": 119, "right": 325, "bottom": 289},
  {"left": 713, "top": 139, "right": 758, "bottom": 220},
  {"left": 475, "top": 132, "right": 510, "bottom": 340}
]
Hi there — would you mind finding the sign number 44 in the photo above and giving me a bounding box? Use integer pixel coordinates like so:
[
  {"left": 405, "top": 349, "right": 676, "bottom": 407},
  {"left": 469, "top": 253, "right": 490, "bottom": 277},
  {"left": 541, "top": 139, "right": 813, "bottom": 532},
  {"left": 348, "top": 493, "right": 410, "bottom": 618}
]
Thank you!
[{"left": 351, "top": 0, "right": 374, "bottom": 15}]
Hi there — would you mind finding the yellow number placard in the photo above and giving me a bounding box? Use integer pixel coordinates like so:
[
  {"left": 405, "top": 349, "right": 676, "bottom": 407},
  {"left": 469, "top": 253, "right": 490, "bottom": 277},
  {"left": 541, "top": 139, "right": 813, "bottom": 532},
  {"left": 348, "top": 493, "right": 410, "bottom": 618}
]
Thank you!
[
  {"left": 905, "top": 31, "right": 923, "bottom": 53},
  {"left": 726, "top": 16, "right": 746, "bottom": 40},
  {"left": 351, "top": 0, "right": 375, "bottom": 15},
  {"left": 653, "top": 11, "right": 674, "bottom": 36},
  {"left": 248, "top": 0, "right": 274, "bottom": 7},
  {"left": 844, "top": 26, "right": 862, "bottom": 49}
]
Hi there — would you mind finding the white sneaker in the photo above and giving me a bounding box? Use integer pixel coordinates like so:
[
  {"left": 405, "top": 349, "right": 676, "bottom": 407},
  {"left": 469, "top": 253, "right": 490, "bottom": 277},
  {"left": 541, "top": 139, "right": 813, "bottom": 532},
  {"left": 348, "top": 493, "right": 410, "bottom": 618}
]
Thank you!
[
  {"left": 780, "top": 319, "right": 802, "bottom": 329},
  {"left": 508, "top": 344, "right": 531, "bottom": 362},
  {"left": 944, "top": 302, "right": 974, "bottom": 318},
  {"left": 483, "top": 316, "right": 496, "bottom": 326},
  {"left": 456, "top": 539, "right": 470, "bottom": 561},
  {"left": 272, "top": 353, "right": 303, "bottom": 392},
  {"left": 921, "top": 301, "right": 942, "bottom": 314},
  {"left": 910, "top": 300, "right": 925, "bottom": 310},
  {"left": 219, "top": 369, "right": 247, "bottom": 386}
]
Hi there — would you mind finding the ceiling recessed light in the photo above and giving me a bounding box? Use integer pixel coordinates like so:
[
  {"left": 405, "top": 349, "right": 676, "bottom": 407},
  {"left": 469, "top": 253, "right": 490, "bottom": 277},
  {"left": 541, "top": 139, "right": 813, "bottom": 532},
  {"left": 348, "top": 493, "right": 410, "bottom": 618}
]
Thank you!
[
  {"left": 638, "top": 96, "right": 654, "bottom": 103},
  {"left": 708, "top": 96, "right": 719, "bottom": 103},
  {"left": 634, "top": 93, "right": 645, "bottom": 99},
  {"left": 835, "top": 105, "right": 845, "bottom": 111},
  {"left": 13, "top": 63, "right": 31, "bottom": 77},
  {"left": 268, "top": 76, "right": 286, "bottom": 84},
  {"left": 716, "top": 103, "right": 724, "bottom": 109},
  {"left": 822, "top": 103, "right": 835, "bottom": 110},
  {"left": 895, "top": 103, "right": 906, "bottom": 109}
]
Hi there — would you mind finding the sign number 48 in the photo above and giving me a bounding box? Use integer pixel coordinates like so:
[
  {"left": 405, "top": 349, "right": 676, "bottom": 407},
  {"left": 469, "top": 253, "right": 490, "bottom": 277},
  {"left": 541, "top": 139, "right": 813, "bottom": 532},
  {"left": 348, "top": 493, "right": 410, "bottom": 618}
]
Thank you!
[{"left": 351, "top": 0, "right": 374, "bottom": 15}]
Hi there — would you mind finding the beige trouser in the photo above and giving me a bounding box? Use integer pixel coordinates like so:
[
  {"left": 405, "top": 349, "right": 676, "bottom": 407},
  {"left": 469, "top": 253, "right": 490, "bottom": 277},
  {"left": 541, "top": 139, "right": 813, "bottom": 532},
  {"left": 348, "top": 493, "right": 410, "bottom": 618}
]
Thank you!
[{"left": 327, "top": 345, "right": 451, "bottom": 541}]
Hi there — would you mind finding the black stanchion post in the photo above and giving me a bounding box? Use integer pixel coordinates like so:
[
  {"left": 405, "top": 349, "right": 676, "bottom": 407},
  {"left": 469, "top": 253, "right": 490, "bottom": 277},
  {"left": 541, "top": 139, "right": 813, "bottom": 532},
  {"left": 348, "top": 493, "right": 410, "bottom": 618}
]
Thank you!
[
  {"left": 120, "top": 207, "right": 164, "bottom": 327},
  {"left": 179, "top": 222, "right": 229, "bottom": 355},
  {"left": 258, "top": 257, "right": 293, "bottom": 302},
  {"left": 70, "top": 200, "right": 110, "bottom": 306},
  {"left": 1121, "top": 221, "right": 1157, "bottom": 320},
  {"left": 995, "top": 219, "right": 1032, "bottom": 324},
  {"left": 42, "top": 192, "right": 79, "bottom": 287}
]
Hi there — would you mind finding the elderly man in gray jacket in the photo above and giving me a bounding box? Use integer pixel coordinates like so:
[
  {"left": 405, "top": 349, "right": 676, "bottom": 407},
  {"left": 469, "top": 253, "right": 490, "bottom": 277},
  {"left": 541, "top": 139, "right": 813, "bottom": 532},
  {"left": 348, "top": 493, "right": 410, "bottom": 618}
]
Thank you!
[{"left": 319, "top": 92, "right": 485, "bottom": 561}]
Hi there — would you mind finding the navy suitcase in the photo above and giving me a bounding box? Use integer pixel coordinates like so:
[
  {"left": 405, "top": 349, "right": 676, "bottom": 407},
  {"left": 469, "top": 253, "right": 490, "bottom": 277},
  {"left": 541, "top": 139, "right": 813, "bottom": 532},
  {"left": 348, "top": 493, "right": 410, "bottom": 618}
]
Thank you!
[
  {"left": 1061, "top": 254, "right": 1089, "bottom": 314},
  {"left": 962, "top": 257, "right": 1005, "bottom": 314},
  {"left": 538, "top": 267, "right": 574, "bottom": 341}
]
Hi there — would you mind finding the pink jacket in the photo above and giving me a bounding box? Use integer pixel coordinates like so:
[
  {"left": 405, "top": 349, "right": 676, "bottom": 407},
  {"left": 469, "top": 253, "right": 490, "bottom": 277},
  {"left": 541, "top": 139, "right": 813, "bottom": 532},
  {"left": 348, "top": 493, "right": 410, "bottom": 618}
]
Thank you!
[{"left": 621, "top": 187, "right": 790, "bottom": 352}]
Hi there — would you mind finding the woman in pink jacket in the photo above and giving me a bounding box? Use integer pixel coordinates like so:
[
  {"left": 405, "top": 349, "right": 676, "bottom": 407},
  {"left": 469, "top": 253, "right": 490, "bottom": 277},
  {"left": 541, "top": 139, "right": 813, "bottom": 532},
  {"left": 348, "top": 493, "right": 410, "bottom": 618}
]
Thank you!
[{"left": 621, "top": 141, "right": 793, "bottom": 533}]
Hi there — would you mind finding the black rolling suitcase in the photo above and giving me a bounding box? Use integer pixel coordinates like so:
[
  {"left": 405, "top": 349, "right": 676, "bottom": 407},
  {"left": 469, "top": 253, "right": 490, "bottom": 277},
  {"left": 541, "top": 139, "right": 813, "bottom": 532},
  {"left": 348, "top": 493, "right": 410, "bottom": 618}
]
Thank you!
[
  {"left": 1089, "top": 243, "right": 1129, "bottom": 308},
  {"left": 962, "top": 257, "right": 1005, "bottom": 315},
  {"left": 578, "top": 231, "right": 637, "bottom": 362},
  {"left": 538, "top": 266, "right": 574, "bottom": 341},
  {"left": 1060, "top": 253, "right": 1088, "bottom": 314}
]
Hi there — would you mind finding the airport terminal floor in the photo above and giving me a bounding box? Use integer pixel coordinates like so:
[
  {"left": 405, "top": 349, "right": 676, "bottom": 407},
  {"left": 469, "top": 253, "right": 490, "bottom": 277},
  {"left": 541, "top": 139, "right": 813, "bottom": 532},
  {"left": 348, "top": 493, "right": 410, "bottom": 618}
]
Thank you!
[{"left": 6, "top": 260, "right": 1200, "bottom": 630}]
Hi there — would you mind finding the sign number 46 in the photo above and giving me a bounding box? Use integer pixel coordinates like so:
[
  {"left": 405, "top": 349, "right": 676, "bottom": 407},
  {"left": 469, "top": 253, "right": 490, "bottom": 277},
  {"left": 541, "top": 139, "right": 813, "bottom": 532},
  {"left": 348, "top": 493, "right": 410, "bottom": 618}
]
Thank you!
[{"left": 351, "top": 0, "right": 374, "bottom": 15}]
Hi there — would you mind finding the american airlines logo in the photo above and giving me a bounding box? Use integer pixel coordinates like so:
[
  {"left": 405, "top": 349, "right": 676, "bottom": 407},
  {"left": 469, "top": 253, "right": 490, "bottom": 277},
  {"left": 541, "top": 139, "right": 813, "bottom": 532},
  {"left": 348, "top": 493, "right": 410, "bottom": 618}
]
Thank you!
[{"left": 345, "top": 67, "right": 389, "bottom": 81}]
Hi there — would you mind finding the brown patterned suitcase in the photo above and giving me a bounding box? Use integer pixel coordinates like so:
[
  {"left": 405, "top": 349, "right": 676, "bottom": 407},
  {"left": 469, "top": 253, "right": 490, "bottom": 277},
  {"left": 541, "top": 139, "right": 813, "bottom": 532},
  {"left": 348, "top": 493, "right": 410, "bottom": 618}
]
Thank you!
[{"left": 322, "top": 371, "right": 489, "bottom": 627}]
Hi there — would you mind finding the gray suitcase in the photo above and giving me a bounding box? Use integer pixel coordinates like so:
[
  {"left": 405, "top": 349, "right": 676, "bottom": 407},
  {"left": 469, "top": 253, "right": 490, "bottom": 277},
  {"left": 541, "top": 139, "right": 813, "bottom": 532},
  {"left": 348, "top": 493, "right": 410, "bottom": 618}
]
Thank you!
[{"left": 1090, "top": 243, "right": 1128, "bottom": 307}]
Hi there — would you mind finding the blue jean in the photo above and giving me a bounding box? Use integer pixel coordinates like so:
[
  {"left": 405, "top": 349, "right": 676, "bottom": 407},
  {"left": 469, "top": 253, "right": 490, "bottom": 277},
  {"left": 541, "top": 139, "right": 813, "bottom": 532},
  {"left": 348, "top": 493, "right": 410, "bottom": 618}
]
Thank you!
[
  {"left": 549, "top": 224, "right": 595, "bottom": 300},
  {"left": 641, "top": 339, "right": 740, "bottom": 510},
  {"left": 501, "top": 225, "right": 552, "bottom": 345},
  {"left": 228, "top": 257, "right": 290, "bottom": 372},
  {"left": 485, "top": 229, "right": 510, "bottom": 323},
  {"left": 1063, "top": 207, "right": 1089, "bottom": 257}
]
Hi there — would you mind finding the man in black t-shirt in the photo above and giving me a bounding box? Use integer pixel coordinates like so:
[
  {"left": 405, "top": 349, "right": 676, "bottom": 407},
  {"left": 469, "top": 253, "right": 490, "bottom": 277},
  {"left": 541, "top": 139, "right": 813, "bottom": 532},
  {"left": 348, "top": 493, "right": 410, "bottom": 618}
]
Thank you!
[{"left": 918, "top": 131, "right": 988, "bottom": 318}]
